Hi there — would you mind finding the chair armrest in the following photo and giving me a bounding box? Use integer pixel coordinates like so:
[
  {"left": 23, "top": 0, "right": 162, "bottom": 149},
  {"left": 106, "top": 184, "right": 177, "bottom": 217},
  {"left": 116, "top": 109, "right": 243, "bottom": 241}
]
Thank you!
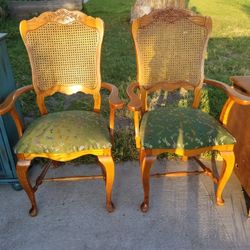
[
  {"left": 0, "top": 85, "right": 34, "bottom": 115},
  {"left": 204, "top": 79, "right": 250, "bottom": 105},
  {"left": 101, "top": 82, "right": 123, "bottom": 142},
  {"left": 0, "top": 85, "right": 34, "bottom": 137},
  {"left": 126, "top": 82, "right": 142, "bottom": 111},
  {"left": 101, "top": 82, "right": 124, "bottom": 109},
  {"left": 230, "top": 76, "right": 250, "bottom": 94}
]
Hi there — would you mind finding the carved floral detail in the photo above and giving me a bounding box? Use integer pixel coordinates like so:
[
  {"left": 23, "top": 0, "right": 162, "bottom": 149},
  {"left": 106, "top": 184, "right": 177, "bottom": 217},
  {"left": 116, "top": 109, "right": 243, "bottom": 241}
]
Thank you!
[
  {"left": 138, "top": 8, "right": 193, "bottom": 28},
  {"left": 152, "top": 8, "right": 192, "bottom": 22},
  {"left": 29, "top": 9, "right": 84, "bottom": 25}
]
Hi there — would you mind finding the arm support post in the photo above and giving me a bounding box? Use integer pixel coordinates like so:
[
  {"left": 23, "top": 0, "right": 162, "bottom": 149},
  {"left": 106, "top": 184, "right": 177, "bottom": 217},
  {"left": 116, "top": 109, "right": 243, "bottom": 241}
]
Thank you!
[
  {"left": 127, "top": 82, "right": 142, "bottom": 148},
  {"left": 101, "top": 82, "right": 124, "bottom": 139}
]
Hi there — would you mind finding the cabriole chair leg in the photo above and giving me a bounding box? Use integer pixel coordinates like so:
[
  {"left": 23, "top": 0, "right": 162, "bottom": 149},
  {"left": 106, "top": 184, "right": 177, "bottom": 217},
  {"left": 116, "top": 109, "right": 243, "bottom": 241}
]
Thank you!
[
  {"left": 139, "top": 150, "right": 145, "bottom": 167},
  {"left": 98, "top": 160, "right": 107, "bottom": 184},
  {"left": 16, "top": 160, "right": 38, "bottom": 217},
  {"left": 216, "top": 151, "right": 235, "bottom": 205},
  {"left": 98, "top": 156, "right": 115, "bottom": 212},
  {"left": 140, "top": 155, "right": 156, "bottom": 213}
]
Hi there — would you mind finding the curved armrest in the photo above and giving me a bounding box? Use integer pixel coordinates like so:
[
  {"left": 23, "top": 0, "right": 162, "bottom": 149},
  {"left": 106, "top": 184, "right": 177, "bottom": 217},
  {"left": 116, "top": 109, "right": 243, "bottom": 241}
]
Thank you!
[
  {"left": 230, "top": 76, "right": 250, "bottom": 93},
  {"left": 0, "top": 85, "right": 34, "bottom": 115},
  {"left": 101, "top": 82, "right": 123, "bottom": 142},
  {"left": 126, "top": 82, "right": 142, "bottom": 111},
  {"left": 101, "top": 82, "right": 124, "bottom": 109},
  {"left": 204, "top": 79, "right": 250, "bottom": 105},
  {"left": 0, "top": 85, "right": 34, "bottom": 137}
]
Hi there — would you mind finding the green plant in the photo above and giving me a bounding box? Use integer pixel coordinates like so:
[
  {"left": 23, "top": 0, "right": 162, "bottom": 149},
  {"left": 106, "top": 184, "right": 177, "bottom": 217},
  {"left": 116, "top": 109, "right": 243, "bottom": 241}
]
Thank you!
[
  {"left": 0, "top": 0, "right": 9, "bottom": 21},
  {"left": 0, "top": 0, "right": 249, "bottom": 162}
]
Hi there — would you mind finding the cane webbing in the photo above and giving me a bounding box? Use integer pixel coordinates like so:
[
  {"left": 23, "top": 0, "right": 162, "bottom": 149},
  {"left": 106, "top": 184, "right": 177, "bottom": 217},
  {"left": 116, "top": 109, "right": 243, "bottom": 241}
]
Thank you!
[
  {"left": 25, "top": 22, "right": 100, "bottom": 91},
  {"left": 135, "top": 18, "right": 208, "bottom": 87}
]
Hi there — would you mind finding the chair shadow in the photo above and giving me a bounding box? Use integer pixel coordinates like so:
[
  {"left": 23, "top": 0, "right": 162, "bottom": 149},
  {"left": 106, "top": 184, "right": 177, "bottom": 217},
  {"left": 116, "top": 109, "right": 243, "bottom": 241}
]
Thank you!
[
  {"left": 150, "top": 157, "right": 235, "bottom": 248},
  {"left": 205, "top": 36, "right": 250, "bottom": 118},
  {"left": 141, "top": 33, "right": 250, "bottom": 247},
  {"left": 241, "top": 4, "right": 250, "bottom": 18}
]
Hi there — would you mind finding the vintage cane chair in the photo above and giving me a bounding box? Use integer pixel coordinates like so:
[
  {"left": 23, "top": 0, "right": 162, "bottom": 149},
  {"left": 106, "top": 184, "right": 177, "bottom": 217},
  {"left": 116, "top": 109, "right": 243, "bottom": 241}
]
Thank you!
[
  {"left": 0, "top": 9, "right": 123, "bottom": 216},
  {"left": 127, "top": 8, "right": 250, "bottom": 212}
]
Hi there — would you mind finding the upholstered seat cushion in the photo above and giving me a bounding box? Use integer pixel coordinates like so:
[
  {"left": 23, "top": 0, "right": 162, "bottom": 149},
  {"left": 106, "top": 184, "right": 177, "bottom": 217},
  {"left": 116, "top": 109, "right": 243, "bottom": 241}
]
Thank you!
[
  {"left": 140, "top": 107, "right": 236, "bottom": 150},
  {"left": 15, "top": 110, "right": 112, "bottom": 154}
]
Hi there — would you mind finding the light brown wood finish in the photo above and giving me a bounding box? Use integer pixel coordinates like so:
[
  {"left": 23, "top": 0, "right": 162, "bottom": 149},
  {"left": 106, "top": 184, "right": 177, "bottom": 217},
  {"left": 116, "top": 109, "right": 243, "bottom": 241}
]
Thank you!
[
  {"left": 220, "top": 98, "right": 235, "bottom": 126},
  {"left": 134, "top": 111, "right": 141, "bottom": 148},
  {"left": 131, "top": 9, "right": 212, "bottom": 114},
  {"left": 225, "top": 76, "right": 250, "bottom": 215},
  {"left": 0, "top": 9, "right": 123, "bottom": 216},
  {"left": 127, "top": 78, "right": 249, "bottom": 212},
  {"left": 127, "top": 82, "right": 142, "bottom": 112},
  {"left": 16, "top": 160, "right": 37, "bottom": 216},
  {"left": 20, "top": 9, "right": 104, "bottom": 115},
  {"left": 216, "top": 151, "right": 235, "bottom": 205},
  {"left": 101, "top": 82, "right": 124, "bottom": 109},
  {"left": 140, "top": 155, "right": 157, "bottom": 213},
  {"left": 0, "top": 85, "right": 34, "bottom": 115},
  {"left": 98, "top": 156, "right": 115, "bottom": 212},
  {"left": 0, "top": 85, "right": 34, "bottom": 137},
  {"left": 204, "top": 79, "right": 250, "bottom": 125},
  {"left": 127, "top": 8, "right": 246, "bottom": 212},
  {"left": 230, "top": 76, "right": 250, "bottom": 92},
  {"left": 192, "top": 86, "right": 203, "bottom": 109},
  {"left": 204, "top": 79, "right": 250, "bottom": 106},
  {"left": 132, "top": 9, "right": 212, "bottom": 88},
  {"left": 101, "top": 82, "right": 124, "bottom": 140}
]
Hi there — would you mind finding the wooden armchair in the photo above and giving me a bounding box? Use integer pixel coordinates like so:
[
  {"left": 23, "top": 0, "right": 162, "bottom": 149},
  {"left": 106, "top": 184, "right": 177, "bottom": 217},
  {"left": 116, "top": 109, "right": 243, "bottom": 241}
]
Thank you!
[
  {"left": 0, "top": 9, "right": 123, "bottom": 216},
  {"left": 127, "top": 8, "right": 250, "bottom": 212}
]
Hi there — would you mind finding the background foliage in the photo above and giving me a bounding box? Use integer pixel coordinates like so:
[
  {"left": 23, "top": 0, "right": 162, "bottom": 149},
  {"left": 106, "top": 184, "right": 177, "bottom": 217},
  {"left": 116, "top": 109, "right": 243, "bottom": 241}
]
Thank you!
[{"left": 0, "top": 0, "right": 249, "bottom": 162}]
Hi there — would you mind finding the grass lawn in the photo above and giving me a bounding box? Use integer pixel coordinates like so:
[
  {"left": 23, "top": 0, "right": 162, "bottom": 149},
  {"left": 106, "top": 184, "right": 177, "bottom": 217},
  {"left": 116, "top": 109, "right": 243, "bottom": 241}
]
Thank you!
[{"left": 0, "top": 0, "right": 249, "bottom": 161}]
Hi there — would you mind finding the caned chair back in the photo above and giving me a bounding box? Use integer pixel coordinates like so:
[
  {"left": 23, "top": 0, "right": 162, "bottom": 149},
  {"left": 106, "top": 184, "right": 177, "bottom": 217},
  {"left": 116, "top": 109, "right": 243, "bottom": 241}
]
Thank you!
[
  {"left": 20, "top": 9, "right": 104, "bottom": 113},
  {"left": 132, "top": 8, "right": 212, "bottom": 89}
]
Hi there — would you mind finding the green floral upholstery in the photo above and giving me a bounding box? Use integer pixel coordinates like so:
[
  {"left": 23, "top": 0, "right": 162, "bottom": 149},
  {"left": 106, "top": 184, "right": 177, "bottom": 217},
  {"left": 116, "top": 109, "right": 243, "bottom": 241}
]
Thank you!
[
  {"left": 15, "top": 110, "right": 112, "bottom": 154},
  {"left": 140, "top": 107, "right": 236, "bottom": 150}
]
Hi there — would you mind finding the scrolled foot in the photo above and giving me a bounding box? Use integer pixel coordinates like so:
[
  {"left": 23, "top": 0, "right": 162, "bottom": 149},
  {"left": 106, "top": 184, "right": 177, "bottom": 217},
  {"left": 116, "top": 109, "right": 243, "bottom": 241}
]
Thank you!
[
  {"left": 106, "top": 201, "right": 115, "bottom": 213},
  {"left": 29, "top": 206, "right": 38, "bottom": 217},
  {"left": 140, "top": 201, "right": 149, "bottom": 213},
  {"left": 216, "top": 197, "right": 225, "bottom": 206}
]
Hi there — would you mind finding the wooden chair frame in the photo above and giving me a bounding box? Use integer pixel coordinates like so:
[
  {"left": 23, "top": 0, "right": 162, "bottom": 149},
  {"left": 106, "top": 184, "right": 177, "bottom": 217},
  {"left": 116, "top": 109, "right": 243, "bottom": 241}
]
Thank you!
[
  {"left": 127, "top": 79, "right": 250, "bottom": 212},
  {"left": 127, "top": 8, "right": 250, "bottom": 212},
  {"left": 0, "top": 9, "right": 123, "bottom": 216}
]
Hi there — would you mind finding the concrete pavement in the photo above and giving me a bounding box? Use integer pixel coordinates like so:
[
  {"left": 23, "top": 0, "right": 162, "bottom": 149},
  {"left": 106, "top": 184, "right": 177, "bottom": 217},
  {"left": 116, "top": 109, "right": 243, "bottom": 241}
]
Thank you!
[{"left": 0, "top": 159, "right": 250, "bottom": 250}]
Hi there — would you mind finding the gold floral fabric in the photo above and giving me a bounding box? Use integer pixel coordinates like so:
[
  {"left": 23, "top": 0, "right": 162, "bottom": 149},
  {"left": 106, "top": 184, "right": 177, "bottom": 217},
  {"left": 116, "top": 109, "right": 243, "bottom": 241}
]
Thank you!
[
  {"left": 140, "top": 107, "right": 236, "bottom": 149},
  {"left": 15, "top": 110, "right": 112, "bottom": 154}
]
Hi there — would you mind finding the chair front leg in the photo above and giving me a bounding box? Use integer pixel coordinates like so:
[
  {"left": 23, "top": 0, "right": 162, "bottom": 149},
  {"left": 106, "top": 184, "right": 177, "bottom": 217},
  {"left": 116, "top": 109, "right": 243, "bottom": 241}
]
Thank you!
[
  {"left": 16, "top": 160, "right": 37, "bottom": 217},
  {"left": 216, "top": 151, "right": 235, "bottom": 205},
  {"left": 97, "top": 156, "right": 115, "bottom": 212},
  {"left": 97, "top": 160, "right": 107, "bottom": 184},
  {"left": 140, "top": 153, "right": 157, "bottom": 212},
  {"left": 139, "top": 150, "right": 145, "bottom": 167}
]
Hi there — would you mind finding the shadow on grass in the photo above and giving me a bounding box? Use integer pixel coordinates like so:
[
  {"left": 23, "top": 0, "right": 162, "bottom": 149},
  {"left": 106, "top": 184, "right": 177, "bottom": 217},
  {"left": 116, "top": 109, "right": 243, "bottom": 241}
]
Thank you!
[
  {"left": 204, "top": 36, "right": 250, "bottom": 118},
  {"left": 141, "top": 36, "right": 249, "bottom": 120},
  {"left": 1, "top": 12, "right": 249, "bottom": 162},
  {"left": 241, "top": 4, "right": 250, "bottom": 18}
]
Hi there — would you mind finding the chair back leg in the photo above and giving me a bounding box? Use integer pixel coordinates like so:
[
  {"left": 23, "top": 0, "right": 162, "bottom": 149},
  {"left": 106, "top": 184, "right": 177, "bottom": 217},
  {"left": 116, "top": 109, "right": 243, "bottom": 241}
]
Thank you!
[{"left": 140, "top": 154, "right": 157, "bottom": 212}]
